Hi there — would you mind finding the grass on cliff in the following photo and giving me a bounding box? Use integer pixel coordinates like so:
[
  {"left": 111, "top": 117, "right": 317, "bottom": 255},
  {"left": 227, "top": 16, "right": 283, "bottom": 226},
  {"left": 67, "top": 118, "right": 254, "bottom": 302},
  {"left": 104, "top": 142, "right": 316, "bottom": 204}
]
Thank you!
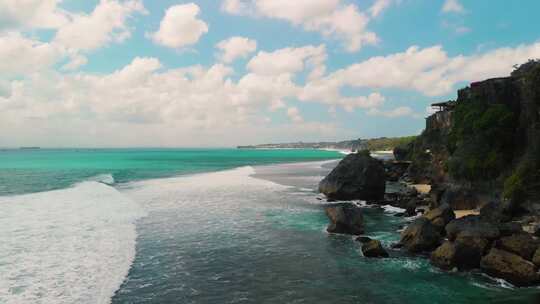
[{"left": 447, "top": 99, "right": 516, "bottom": 181}]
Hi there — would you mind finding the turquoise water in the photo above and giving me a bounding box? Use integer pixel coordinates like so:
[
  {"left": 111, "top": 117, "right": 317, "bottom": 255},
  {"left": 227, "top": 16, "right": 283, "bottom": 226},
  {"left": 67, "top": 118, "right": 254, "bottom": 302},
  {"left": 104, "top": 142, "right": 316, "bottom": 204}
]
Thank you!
[
  {"left": 0, "top": 148, "right": 340, "bottom": 196},
  {"left": 1, "top": 149, "right": 539, "bottom": 303}
]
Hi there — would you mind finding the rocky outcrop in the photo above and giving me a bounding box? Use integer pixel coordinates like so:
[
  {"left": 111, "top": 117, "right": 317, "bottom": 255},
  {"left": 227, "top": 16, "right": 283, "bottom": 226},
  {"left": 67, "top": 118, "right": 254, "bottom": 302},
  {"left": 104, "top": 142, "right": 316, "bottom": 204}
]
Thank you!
[
  {"left": 319, "top": 151, "right": 386, "bottom": 201},
  {"left": 362, "top": 239, "right": 389, "bottom": 258},
  {"left": 400, "top": 218, "right": 441, "bottom": 253},
  {"left": 325, "top": 203, "right": 364, "bottom": 235},
  {"left": 496, "top": 233, "right": 540, "bottom": 260},
  {"left": 431, "top": 236, "right": 489, "bottom": 271},
  {"left": 423, "top": 204, "right": 455, "bottom": 231},
  {"left": 445, "top": 215, "right": 500, "bottom": 241},
  {"left": 480, "top": 248, "right": 539, "bottom": 287},
  {"left": 439, "top": 186, "right": 480, "bottom": 210}
]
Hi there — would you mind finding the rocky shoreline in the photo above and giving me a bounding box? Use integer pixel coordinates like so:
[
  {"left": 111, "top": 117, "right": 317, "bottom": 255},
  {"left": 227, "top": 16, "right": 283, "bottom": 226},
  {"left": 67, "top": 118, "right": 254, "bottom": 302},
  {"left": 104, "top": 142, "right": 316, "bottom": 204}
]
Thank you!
[{"left": 319, "top": 61, "right": 540, "bottom": 288}]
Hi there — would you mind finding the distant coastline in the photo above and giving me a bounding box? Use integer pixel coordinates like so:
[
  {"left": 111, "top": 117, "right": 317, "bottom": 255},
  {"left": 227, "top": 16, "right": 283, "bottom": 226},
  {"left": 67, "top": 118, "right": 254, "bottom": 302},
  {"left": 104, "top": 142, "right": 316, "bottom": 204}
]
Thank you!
[{"left": 237, "top": 136, "right": 416, "bottom": 153}]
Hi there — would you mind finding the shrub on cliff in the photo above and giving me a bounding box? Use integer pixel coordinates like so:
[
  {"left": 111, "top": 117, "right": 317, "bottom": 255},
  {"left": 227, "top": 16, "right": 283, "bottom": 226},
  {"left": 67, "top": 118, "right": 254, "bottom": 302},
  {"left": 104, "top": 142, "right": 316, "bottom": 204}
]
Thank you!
[{"left": 447, "top": 99, "right": 516, "bottom": 181}]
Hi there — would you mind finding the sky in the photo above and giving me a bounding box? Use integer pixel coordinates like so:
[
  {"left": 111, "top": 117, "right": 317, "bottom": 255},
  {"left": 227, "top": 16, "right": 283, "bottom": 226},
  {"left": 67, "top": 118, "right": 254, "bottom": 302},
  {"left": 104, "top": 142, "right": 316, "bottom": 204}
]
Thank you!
[{"left": 1, "top": 0, "right": 540, "bottom": 147}]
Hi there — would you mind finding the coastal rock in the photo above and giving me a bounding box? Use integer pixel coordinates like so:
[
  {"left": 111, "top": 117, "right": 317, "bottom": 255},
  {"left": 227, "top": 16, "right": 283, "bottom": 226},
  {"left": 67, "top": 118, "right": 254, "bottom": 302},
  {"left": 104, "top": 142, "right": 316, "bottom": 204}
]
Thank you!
[
  {"left": 431, "top": 236, "right": 490, "bottom": 271},
  {"left": 405, "top": 198, "right": 417, "bottom": 217},
  {"left": 480, "top": 200, "right": 517, "bottom": 223},
  {"left": 430, "top": 241, "right": 457, "bottom": 270},
  {"left": 498, "top": 222, "right": 523, "bottom": 237},
  {"left": 400, "top": 218, "right": 441, "bottom": 253},
  {"left": 362, "top": 240, "right": 389, "bottom": 258},
  {"left": 480, "top": 248, "right": 539, "bottom": 287},
  {"left": 325, "top": 203, "right": 364, "bottom": 235},
  {"left": 423, "top": 204, "right": 455, "bottom": 231},
  {"left": 356, "top": 236, "right": 372, "bottom": 243},
  {"left": 533, "top": 248, "right": 540, "bottom": 267},
  {"left": 445, "top": 215, "right": 500, "bottom": 241},
  {"left": 496, "top": 233, "right": 539, "bottom": 261},
  {"left": 440, "top": 187, "right": 480, "bottom": 210},
  {"left": 319, "top": 151, "right": 386, "bottom": 201}
]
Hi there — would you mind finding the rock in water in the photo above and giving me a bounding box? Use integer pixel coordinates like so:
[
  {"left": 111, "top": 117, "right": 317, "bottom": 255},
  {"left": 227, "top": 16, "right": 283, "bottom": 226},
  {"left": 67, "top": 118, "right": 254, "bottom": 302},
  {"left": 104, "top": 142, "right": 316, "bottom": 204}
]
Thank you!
[
  {"left": 423, "top": 204, "right": 455, "bottom": 231},
  {"left": 445, "top": 215, "right": 500, "bottom": 241},
  {"left": 532, "top": 248, "right": 540, "bottom": 267},
  {"left": 325, "top": 203, "right": 364, "bottom": 235},
  {"left": 496, "top": 233, "right": 540, "bottom": 261},
  {"left": 480, "top": 248, "right": 539, "bottom": 287},
  {"left": 431, "top": 236, "right": 489, "bottom": 271},
  {"left": 318, "top": 151, "right": 385, "bottom": 201},
  {"left": 362, "top": 240, "right": 389, "bottom": 258},
  {"left": 400, "top": 218, "right": 441, "bottom": 253}
]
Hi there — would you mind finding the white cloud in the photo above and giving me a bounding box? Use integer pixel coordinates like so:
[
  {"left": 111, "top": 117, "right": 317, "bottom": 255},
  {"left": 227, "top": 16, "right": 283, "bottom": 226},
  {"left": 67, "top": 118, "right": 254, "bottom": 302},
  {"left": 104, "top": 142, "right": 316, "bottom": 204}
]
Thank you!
[
  {"left": 0, "top": 33, "right": 63, "bottom": 77},
  {"left": 247, "top": 45, "right": 326, "bottom": 76},
  {"left": 0, "top": 0, "right": 69, "bottom": 30},
  {"left": 221, "top": 0, "right": 253, "bottom": 15},
  {"left": 367, "top": 106, "right": 415, "bottom": 118},
  {"left": 222, "top": 0, "right": 378, "bottom": 52},
  {"left": 54, "top": 0, "right": 146, "bottom": 51},
  {"left": 315, "top": 42, "right": 540, "bottom": 96},
  {"left": 369, "top": 0, "right": 392, "bottom": 17},
  {"left": 150, "top": 3, "right": 208, "bottom": 49},
  {"left": 62, "top": 54, "right": 88, "bottom": 71},
  {"left": 287, "top": 107, "right": 304, "bottom": 123},
  {"left": 216, "top": 36, "right": 257, "bottom": 63},
  {"left": 442, "top": 0, "right": 465, "bottom": 14}
]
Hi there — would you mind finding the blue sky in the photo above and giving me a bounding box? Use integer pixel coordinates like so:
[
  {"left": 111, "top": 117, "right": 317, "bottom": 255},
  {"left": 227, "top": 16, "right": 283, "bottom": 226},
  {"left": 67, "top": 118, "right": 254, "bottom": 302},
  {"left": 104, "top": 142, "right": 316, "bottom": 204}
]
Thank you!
[{"left": 1, "top": 0, "right": 539, "bottom": 147}]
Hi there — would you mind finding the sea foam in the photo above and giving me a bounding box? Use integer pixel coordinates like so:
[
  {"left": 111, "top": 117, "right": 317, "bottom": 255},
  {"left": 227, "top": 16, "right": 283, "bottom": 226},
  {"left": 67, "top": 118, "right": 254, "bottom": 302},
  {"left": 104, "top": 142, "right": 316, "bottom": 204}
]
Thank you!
[{"left": 0, "top": 182, "right": 146, "bottom": 304}]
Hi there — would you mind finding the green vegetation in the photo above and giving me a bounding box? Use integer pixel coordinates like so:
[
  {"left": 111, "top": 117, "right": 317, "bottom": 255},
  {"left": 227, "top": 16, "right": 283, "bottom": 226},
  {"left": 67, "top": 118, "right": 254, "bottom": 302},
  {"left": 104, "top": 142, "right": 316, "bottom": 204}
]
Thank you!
[
  {"left": 364, "top": 136, "right": 417, "bottom": 151},
  {"left": 447, "top": 99, "right": 516, "bottom": 181}
]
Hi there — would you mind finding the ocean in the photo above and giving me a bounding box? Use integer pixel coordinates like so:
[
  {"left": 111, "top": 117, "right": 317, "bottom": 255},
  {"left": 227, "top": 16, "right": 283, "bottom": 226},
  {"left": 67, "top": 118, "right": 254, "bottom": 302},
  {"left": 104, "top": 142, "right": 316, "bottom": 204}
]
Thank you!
[{"left": 0, "top": 149, "right": 537, "bottom": 303}]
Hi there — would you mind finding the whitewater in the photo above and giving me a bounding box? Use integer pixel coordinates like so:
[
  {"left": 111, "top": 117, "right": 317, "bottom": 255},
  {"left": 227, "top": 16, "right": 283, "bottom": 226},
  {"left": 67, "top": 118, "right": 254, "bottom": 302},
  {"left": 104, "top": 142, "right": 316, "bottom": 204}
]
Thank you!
[{"left": 0, "top": 180, "right": 146, "bottom": 304}]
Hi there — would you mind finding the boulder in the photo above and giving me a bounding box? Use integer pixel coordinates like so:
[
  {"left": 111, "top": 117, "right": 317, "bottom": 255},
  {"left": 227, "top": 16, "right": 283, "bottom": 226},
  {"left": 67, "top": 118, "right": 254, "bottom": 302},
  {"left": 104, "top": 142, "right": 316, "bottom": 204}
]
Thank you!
[
  {"left": 431, "top": 236, "right": 490, "bottom": 271},
  {"left": 400, "top": 218, "right": 441, "bottom": 253},
  {"left": 532, "top": 248, "right": 540, "bottom": 267},
  {"left": 430, "top": 241, "right": 457, "bottom": 270},
  {"left": 440, "top": 187, "right": 480, "bottom": 210},
  {"left": 405, "top": 198, "right": 418, "bottom": 217},
  {"left": 423, "top": 204, "right": 455, "bottom": 231},
  {"left": 496, "top": 233, "right": 540, "bottom": 261},
  {"left": 480, "top": 248, "right": 539, "bottom": 287},
  {"left": 325, "top": 203, "right": 364, "bottom": 235},
  {"left": 362, "top": 240, "right": 389, "bottom": 258},
  {"left": 480, "top": 201, "right": 516, "bottom": 223},
  {"left": 319, "top": 151, "right": 386, "bottom": 201},
  {"left": 356, "top": 236, "right": 372, "bottom": 243},
  {"left": 445, "top": 215, "right": 500, "bottom": 241},
  {"left": 498, "top": 222, "right": 523, "bottom": 237},
  {"left": 393, "top": 143, "right": 412, "bottom": 161}
]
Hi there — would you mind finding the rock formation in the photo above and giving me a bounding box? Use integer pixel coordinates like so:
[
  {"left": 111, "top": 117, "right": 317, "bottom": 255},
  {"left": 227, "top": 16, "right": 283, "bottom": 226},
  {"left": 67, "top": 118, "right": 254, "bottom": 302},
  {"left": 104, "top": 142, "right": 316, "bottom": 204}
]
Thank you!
[{"left": 319, "top": 151, "right": 386, "bottom": 201}]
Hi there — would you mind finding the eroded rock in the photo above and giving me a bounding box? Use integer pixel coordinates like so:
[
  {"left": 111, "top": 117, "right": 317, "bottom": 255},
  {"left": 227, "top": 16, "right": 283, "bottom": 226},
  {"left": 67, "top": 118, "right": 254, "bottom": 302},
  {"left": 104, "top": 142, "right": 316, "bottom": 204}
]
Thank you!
[
  {"left": 480, "top": 248, "right": 539, "bottom": 287},
  {"left": 325, "top": 203, "right": 364, "bottom": 235},
  {"left": 319, "top": 152, "right": 386, "bottom": 201}
]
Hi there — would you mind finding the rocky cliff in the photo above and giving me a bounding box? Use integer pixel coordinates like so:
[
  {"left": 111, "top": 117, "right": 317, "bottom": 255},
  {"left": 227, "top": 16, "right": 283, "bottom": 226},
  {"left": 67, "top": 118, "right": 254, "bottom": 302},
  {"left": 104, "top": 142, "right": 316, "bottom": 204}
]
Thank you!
[{"left": 402, "top": 60, "right": 540, "bottom": 212}]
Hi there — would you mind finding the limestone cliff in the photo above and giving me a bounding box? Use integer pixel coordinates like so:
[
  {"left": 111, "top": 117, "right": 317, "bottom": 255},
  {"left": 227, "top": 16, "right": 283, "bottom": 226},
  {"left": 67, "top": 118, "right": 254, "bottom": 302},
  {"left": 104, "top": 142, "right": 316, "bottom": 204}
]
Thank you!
[{"left": 401, "top": 60, "right": 540, "bottom": 212}]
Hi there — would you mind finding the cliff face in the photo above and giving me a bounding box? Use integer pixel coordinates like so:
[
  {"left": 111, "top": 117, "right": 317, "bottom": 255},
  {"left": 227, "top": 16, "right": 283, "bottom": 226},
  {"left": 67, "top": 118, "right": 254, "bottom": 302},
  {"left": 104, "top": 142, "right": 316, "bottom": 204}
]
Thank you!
[{"left": 405, "top": 60, "right": 540, "bottom": 211}]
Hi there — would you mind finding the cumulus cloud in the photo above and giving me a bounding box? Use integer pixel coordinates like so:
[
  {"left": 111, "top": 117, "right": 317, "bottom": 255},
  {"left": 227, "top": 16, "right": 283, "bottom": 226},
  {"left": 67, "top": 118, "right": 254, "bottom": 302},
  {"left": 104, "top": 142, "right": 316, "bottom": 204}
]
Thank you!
[
  {"left": 216, "top": 36, "right": 257, "bottom": 63},
  {"left": 221, "top": 0, "right": 379, "bottom": 52},
  {"left": 286, "top": 107, "right": 303, "bottom": 123},
  {"left": 54, "top": 0, "right": 146, "bottom": 51},
  {"left": 369, "top": 0, "right": 392, "bottom": 17},
  {"left": 314, "top": 42, "right": 540, "bottom": 96},
  {"left": 442, "top": 0, "right": 465, "bottom": 14},
  {"left": 0, "top": 0, "right": 69, "bottom": 31},
  {"left": 0, "top": 33, "right": 63, "bottom": 77},
  {"left": 150, "top": 3, "right": 208, "bottom": 49},
  {"left": 367, "top": 106, "right": 416, "bottom": 118},
  {"left": 247, "top": 45, "right": 327, "bottom": 76}
]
